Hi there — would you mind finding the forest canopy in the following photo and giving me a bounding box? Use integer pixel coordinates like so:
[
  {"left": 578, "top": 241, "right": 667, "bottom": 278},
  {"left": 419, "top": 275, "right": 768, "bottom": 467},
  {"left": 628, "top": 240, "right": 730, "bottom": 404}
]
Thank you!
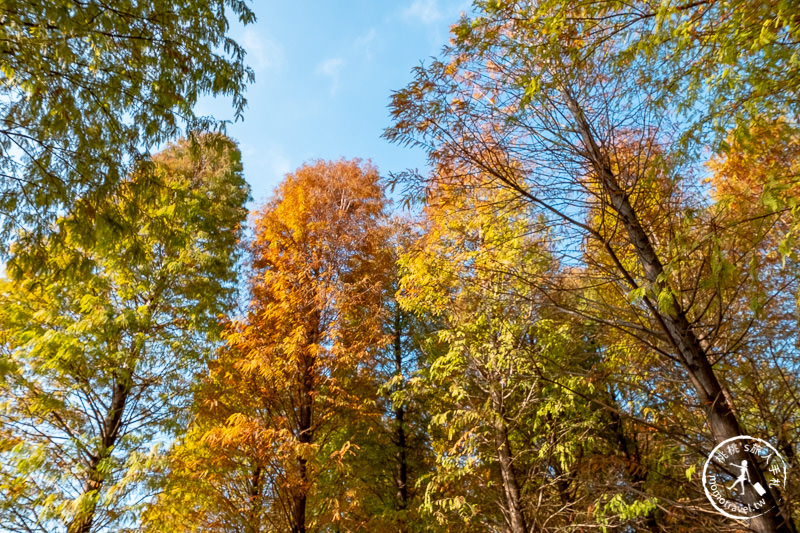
[{"left": 1, "top": 1, "right": 798, "bottom": 532}]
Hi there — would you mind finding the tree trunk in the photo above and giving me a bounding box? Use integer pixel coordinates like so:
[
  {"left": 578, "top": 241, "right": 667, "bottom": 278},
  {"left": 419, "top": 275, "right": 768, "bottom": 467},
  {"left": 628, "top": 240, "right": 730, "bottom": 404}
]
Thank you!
[
  {"left": 248, "top": 465, "right": 262, "bottom": 533},
  {"left": 292, "top": 353, "right": 314, "bottom": 533},
  {"left": 67, "top": 375, "right": 131, "bottom": 533},
  {"left": 490, "top": 388, "right": 528, "bottom": 533},
  {"left": 393, "top": 307, "right": 409, "bottom": 533},
  {"left": 565, "top": 91, "right": 796, "bottom": 533}
]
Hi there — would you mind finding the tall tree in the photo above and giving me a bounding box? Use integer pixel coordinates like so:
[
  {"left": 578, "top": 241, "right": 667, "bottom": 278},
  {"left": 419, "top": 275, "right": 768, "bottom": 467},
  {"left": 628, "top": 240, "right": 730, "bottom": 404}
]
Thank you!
[
  {"left": 397, "top": 167, "right": 610, "bottom": 532},
  {"left": 0, "top": 134, "right": 249, "bottom": 532},
  {"left": 397, "top": 175, "right": 534, "bottom": 532},
  {"left": 386, "top": 1, "right": 799, "bottom": 531},
  {"left": 143, "top": 159, "right": 393, "bottom": 533},
  {"left": 0, "top": 0, "right": 255, "bottom": 243},
  {"left": 370, "top": 229, "right": 438, "bottom": 532}
]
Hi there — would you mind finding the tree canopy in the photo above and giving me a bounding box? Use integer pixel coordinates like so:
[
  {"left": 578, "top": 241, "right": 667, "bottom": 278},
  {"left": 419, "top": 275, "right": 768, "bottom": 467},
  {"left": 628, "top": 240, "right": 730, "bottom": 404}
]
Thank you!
[
  {"left": 0, "top": 0, "right": 254, "bottom": 244},
  {"left": 0, "top": 134, "right": 249, "bottom": 532},
  {"left": 2, "top": 1, "right": 799, "bottom": 532}
]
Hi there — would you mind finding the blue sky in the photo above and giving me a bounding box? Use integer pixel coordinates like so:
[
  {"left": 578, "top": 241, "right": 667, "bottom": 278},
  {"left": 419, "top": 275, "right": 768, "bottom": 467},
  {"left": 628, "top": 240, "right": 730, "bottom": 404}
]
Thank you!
[{"left": 197, "top": 0, "right": 471, "bottom": 206}]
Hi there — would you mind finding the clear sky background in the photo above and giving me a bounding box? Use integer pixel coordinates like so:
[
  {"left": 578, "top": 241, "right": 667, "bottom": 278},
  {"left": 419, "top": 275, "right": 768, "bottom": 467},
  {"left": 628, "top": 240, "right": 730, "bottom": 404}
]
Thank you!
[{"left": 197, "top": 0, "right": 471, "bottom": 207}]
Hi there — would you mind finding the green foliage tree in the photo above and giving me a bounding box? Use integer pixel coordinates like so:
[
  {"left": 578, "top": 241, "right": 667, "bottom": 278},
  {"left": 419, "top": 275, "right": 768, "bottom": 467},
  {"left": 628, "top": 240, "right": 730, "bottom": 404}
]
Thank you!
[
  {"left": 0, "top": 0, "right": 255, "bottom": 243},
  {"left": 561, "top": 0, "right": 800, "bottom": 140},
  {"left": 368, "top": 229, "right": 439, "bottom": 533},
  {"left": 0, "top": 134, "right": 249, "bottom": 532},
  {"left": 397, "top": 167, "right": 613, "bottom": 531}
]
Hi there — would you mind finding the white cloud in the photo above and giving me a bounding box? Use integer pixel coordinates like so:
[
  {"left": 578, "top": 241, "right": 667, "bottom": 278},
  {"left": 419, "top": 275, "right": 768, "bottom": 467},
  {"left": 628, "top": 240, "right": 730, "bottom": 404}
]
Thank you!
[
  {"left": 317, "top": 57, "right": 345, "bottom": 77},
  {"left": 241, "top": 28, "right": 284, "bottom": 72},
  {"left": 353, "top": 28, "right": 377, "bottom": 60},
  {"left": 403, "top": 0, "right": 441, "bottom": 24},
  {"left": 315, "top": 57, "right": 345, "bottom": 95}
]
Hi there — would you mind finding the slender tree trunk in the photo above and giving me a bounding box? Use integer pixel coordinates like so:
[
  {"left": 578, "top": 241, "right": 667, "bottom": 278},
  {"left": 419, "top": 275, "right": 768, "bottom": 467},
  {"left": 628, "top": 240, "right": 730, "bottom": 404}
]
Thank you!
[
  {"left": 248, "top": 465, "right": 262, "bottom": 533},
  {"left": 394, "top": 403, "right": 408, "bottom": 508},
  {"left": 565, "top": 91, "right": 796, "bottom": 533},
  {"left": 393, "top": 307, "right": 409, "bottom": 533},
  {"left": 490, "top": 388, "right": 528, "bottom": 533},
  {"left": 67, "top": 374, "right": 131, "bottom": 533},
  {"left": 292, "top": 353, "right": 314, "bottom": 533},
  {"left": 289, "top": 311, "right": 322, "bottom": 533}
]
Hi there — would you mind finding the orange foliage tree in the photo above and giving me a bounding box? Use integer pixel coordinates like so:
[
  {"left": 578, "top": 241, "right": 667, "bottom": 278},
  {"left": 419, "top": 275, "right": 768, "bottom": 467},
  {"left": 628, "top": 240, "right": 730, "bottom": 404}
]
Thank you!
[{"left": 143, "top": 159, "right": 393, "bottom": 533}]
